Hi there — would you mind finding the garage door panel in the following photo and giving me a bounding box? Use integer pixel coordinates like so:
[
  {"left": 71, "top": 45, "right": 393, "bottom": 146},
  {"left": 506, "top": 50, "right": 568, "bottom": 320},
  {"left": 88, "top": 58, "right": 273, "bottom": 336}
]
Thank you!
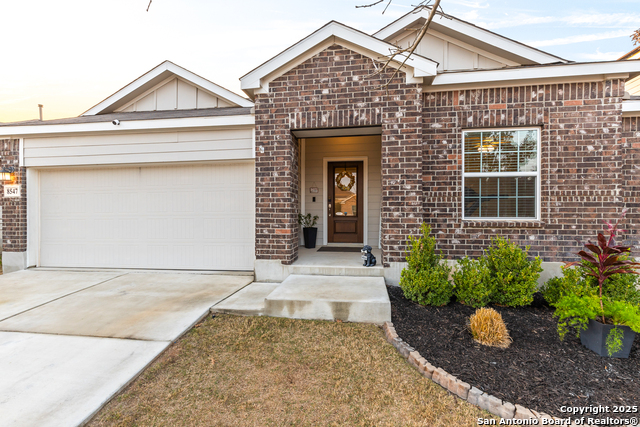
[{"left": 39, "top": 163, "right": 255, "bottom": 270}]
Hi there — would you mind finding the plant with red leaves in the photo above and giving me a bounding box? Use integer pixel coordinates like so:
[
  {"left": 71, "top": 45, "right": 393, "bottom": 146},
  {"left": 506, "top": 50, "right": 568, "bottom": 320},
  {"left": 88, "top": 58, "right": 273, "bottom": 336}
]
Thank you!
[{"left": 566, "top": 209, "right": 640, "bottom": 323}]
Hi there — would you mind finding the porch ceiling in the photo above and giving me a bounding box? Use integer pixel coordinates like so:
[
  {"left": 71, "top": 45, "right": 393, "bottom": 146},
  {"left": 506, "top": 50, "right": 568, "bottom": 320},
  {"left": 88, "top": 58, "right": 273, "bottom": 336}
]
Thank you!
[{"left": 292, "top": 126, "right": 382, "bottom": 139}]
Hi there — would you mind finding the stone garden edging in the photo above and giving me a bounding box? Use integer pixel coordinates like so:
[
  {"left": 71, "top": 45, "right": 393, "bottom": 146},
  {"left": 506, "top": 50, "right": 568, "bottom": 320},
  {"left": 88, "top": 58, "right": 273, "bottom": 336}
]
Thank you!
[{"left": 383, "top": 321, "right": 591, "bottom": 426}]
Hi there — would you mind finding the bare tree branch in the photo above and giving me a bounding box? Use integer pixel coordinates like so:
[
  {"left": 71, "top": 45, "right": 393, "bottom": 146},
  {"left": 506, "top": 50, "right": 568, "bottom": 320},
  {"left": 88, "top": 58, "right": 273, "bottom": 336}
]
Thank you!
[
  {"left": 147, "top": 0, "right": 152, "bottom": 12},
  {"left": 633, "top": 28, "right": 640, "bottom": 46},
  {"left": 364, "top": 0, "right": 443, "bottom": 90},
  {"left": 357, "top": 0, "right": 394, "bottom": 13},
  {"left": 356, "top": 0, "right": 385, "bottom": 8}
]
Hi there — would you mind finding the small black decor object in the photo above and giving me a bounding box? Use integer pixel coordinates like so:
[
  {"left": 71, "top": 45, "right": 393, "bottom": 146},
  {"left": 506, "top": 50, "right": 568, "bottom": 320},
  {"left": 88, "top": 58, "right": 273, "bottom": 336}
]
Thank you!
[
  {"left": 361, "top": 245, "right": 376, "bottom": 267},
  {"left": 298, "top": 213, "right": 319, "bottom": 249}
]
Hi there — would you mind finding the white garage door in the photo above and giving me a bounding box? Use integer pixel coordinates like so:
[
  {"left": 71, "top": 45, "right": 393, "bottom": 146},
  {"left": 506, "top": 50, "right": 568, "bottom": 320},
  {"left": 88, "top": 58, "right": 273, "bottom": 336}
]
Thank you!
[{"left": 39, "top": 162, "right": 255, "bottom": 270}]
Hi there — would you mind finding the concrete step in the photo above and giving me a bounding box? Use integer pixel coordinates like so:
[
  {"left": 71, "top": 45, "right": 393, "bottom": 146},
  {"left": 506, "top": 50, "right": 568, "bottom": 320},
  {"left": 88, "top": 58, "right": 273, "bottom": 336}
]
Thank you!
[
  {"left": 211, "top": 282, "right": 279, "bottom": 316},
  {"left": 290, "top": 264, "right": 384, "bottom": 277},
  {"left": 264, "top": 274, "right": 391, "bottom": 324}
]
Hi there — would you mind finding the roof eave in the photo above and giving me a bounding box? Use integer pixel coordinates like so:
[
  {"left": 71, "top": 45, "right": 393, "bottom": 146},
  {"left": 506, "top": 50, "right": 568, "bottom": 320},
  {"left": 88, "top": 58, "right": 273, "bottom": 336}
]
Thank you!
[
  {"left": 425, "top": 60, "right": 640, "bottom": 92},
  {"left": 622, "top": 100, "right": 640, "bottom": 117},
  {"left": 0, "top": 114, "right": 255, "bottom": 139}
]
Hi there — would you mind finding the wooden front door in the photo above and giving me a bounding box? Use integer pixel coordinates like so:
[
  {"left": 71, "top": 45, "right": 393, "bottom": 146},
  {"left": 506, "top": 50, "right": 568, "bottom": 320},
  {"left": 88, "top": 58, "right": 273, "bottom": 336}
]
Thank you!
[{"left": 328, "top": 161, "right": 363, "bottom": 243}]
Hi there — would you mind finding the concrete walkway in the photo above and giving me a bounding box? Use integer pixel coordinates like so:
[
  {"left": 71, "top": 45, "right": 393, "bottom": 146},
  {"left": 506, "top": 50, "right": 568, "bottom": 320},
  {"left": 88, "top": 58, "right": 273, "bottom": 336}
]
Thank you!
[{"left": 0, "top": 269, "right": 252, "bottom": 427}]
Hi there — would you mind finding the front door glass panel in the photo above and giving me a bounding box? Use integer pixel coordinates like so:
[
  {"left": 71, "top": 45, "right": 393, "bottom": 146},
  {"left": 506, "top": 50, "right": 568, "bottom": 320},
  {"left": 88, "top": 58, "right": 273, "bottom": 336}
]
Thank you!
[{"left": 333, "top": 166, "right": 357, "bottom": 217}]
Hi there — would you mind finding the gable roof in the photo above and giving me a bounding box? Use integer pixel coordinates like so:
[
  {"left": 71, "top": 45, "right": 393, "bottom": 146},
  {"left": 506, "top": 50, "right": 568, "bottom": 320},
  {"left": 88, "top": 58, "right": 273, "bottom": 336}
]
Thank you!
[
  {"left": 83, "top": 60, "right": 253, "bottom": 115},
  {"left": 620, "top": 46, "right": 640, "bottom": 60},
  {"left": 373, "top": 8, "right": 568, "bottom": 66},
  {"left": 240, "top": 21, "right": 439, "bottom": 99}
]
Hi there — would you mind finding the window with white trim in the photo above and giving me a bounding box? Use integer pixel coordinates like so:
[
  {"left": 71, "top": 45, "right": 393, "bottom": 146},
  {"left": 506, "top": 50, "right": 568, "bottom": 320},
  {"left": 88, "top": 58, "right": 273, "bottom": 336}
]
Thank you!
[{"left": 463, "top": 128, "right": 540, "bottom": 220}]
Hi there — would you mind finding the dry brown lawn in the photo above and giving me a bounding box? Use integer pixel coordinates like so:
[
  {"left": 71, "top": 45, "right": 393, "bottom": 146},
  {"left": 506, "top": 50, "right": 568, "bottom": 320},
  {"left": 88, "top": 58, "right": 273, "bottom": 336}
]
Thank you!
[{"left": 90, "top": 314, "right": 494, "bottom": 427}]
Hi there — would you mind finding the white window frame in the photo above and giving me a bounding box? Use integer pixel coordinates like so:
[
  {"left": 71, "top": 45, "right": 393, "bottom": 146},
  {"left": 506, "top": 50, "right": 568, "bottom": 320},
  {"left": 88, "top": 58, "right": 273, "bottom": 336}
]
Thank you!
[{"left": 462, "top": 127, "right": 541, "bottom": 221}]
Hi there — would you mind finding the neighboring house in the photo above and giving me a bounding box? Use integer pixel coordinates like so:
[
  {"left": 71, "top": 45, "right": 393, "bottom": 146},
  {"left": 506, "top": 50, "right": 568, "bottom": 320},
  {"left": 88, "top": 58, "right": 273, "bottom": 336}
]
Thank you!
[
  {"left": 621, "top": 46, "right": 640, "bottom": 96},
  {"left": 2, "top": 8, "right": 640, "bottom": 285}
]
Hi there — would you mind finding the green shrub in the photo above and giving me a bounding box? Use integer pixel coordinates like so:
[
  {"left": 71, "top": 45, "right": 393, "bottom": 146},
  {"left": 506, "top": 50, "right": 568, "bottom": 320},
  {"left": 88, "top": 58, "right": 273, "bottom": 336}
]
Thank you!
[
  {"left": 400, "top": 263, "right": 454, "bottom": 307},
  {"left": 404, "top": 223, "right": 440, "bottom": 271},
  {"left": 400, "top": 223, "right": 453, "bottom": 306},
  {"left": 554, "top": 293, "right": 601, "bottom": 341},
  {"left": 554, "top": 293, "right": 640, "bottom": 356},
  {"left": 540, "top": 266, "right": 593, "bottom": 305},
  {"left": 453, "top": 257, "right": 493, "bottom": 308},
  {"left": 484, "top": 236, "right": 542, "bottom": 307},
  {"left": 604, "top": 274, "right": 640, "bottom": 306}
]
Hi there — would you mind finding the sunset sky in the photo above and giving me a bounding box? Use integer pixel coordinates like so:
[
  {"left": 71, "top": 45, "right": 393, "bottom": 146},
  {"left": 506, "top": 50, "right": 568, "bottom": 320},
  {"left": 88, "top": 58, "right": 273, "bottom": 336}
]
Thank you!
[{"left": 1, "top": 0, "right": 639, "bottom": 123}]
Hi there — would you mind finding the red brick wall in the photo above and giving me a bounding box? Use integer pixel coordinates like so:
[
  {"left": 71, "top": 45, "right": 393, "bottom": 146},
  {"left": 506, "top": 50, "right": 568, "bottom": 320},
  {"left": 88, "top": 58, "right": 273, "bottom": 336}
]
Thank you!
[
  {"left": 254, "top": 44, "right": 423, "bottom": 266},
  {"left": 0, "top": 139, "right": 27, "bottom": 252},
  {"left": 423, "top": 80, "right": 630, "bottom": 261}
]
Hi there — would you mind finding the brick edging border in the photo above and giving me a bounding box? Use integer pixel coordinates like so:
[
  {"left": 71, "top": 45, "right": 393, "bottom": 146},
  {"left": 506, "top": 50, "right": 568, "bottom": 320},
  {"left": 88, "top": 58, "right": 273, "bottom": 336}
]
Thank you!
[{"left": 383, "top": 321, "right": 588, "bottom": 426}]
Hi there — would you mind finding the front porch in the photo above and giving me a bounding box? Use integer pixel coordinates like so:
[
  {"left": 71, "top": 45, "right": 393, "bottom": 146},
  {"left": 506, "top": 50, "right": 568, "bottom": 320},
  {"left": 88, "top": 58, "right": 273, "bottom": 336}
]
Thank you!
[
  {"left": 292, "top": 246, "right": 383, "bottom": 276},
  {"left": 251, "top": 42, "right": 424, "bottom": 282}
]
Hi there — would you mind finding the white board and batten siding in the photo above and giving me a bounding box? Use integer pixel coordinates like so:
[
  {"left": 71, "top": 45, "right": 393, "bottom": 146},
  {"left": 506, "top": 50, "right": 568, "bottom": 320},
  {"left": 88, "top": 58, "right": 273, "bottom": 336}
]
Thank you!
[
  {"left": 38, "top": 162, "right": 255, "bottom": 270},
  {"left": 117, "top": 77, "right": 234, "bottom": 113},
  {"left": 397, "top": 32, "right": 514, "bottom": 72},
  {"left": 22, "top": 128, "right": 253, "bottom": 167}
]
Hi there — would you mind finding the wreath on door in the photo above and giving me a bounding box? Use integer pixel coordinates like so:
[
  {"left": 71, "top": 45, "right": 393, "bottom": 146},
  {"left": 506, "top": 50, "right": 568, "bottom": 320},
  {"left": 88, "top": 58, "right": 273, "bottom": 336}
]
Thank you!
[{"left": 336, "top": 170, "right": 355, "bottom": 192}]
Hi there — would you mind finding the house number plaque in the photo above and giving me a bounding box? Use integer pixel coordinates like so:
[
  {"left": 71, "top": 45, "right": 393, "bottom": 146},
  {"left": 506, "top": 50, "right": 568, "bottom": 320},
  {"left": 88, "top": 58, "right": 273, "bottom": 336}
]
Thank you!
[{"left": 4, "top": 185, "right": 20, "bottom": 198}]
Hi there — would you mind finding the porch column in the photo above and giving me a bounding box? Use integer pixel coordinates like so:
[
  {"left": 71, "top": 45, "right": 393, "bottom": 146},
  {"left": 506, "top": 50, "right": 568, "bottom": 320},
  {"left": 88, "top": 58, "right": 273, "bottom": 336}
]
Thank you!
[
  {"left": 1, "top": 138, "right": 28, "bottom": 273},
  {"left": 254, "top": 100, "right": 300, "bottom": 269},
  {"left": 380, "top": 85, "right": 424, "bottom": 268}
]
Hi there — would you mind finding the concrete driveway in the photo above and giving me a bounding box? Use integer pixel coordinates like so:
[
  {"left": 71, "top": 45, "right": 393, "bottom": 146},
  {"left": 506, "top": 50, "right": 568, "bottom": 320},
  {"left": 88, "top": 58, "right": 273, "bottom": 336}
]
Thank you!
[{"left": 0, "top": 269, "right": 252, "bottom": 427}]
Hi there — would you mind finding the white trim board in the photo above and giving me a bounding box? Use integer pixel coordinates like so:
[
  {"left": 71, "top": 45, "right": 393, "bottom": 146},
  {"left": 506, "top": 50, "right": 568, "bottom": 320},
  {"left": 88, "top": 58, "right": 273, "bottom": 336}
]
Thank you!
[
  {"left": 26, "top": 168, "right": 40, "bottom": 268},
  {"left": 300, "top": 138, "right": 306, "bottom": 246},
  {"left": 83, "top": 60, "right": 253, "bottom": 115},
  {"left": 0, "top": 115, "right": 255, "bottom": 138},
  {"left": 622, "top": 100, "right": 640, "bottom": 117},
  {"left": 322, "top": 156, "right": 369, "bottom": 246},
  {"left": 461, "top": 127, "right": 541, "bottom": 222},
  {"left": 426, "top": 62, "right": 639, "bottom": 91}
]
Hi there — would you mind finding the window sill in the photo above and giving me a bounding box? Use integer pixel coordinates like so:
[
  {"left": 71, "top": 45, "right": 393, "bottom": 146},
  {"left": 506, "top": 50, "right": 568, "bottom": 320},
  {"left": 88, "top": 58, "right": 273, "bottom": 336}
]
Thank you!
[{"left": 462, "top": 220, "right": 545, "bottom": 229}]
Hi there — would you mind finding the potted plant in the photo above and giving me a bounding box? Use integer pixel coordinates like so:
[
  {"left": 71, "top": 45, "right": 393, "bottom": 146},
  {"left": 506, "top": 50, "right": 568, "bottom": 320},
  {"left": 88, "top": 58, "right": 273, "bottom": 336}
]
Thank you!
[
  {"left": 298, "top": 213, "right": 319, "bottom": 249},
  {"left": 554, "top": 210, "right": 640, "bottom": 357}
]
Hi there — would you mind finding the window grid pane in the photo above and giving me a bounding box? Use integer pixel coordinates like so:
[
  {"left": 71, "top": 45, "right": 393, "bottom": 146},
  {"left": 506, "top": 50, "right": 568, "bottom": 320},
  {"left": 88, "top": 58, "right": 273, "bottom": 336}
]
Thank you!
[{"left": 463, "top": 129, "right": 538, "bottom": 219}]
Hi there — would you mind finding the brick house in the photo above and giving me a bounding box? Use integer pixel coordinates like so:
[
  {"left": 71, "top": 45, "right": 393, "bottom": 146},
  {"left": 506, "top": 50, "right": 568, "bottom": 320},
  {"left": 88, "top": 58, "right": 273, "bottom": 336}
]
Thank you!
[{"left": 2, "top": 9, "right": 640, "bottom": 285}]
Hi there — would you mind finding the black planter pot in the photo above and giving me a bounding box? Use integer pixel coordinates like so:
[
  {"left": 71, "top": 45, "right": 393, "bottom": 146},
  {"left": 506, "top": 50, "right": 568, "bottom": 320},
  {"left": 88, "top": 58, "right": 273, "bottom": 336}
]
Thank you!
[
  {"left": 580, "top": 318, "right": 636, "bottom": 358},
  {"left": 302, "top": 227, "right": 318, "bottom": 249}
]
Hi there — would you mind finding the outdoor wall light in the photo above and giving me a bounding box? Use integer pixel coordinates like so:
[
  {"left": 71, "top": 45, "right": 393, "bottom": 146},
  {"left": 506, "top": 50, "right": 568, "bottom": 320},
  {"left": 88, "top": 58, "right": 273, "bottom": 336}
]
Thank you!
[{"left": 0, "top": 166, "right": 15, "bottom": 182}]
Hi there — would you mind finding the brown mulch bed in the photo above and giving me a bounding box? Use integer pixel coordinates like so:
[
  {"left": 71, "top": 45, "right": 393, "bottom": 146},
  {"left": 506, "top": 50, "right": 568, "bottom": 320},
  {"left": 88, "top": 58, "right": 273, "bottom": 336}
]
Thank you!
[{"left": 388, "top": 285, "right": 640, "bottom": 420}]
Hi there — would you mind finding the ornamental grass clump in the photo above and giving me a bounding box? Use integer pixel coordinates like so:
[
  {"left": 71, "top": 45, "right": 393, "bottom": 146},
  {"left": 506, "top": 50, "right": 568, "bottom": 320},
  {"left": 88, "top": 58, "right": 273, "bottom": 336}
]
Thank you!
[
  {"left": 468, "top": 307, "right": 512, "bottom": 349},
  {"left": 399, "top": 223, "right": 453, "bottom": 307}
]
